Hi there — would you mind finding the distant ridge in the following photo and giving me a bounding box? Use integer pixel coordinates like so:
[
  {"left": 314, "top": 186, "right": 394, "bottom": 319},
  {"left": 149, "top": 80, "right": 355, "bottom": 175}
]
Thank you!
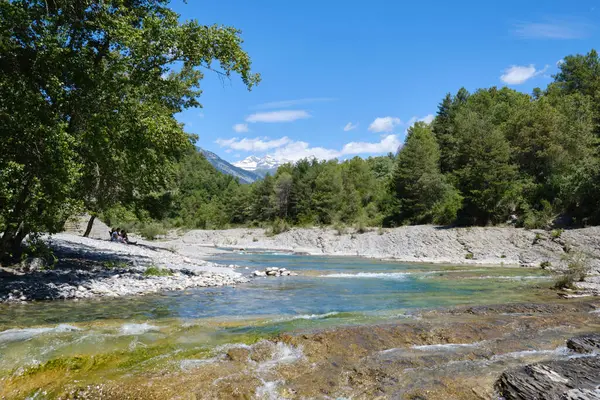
[{"left": 197, "top": 148, "right": 261, "bottom": 184}]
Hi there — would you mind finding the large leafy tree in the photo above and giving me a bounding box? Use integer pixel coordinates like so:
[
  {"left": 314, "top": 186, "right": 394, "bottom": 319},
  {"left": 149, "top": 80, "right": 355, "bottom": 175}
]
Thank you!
[{"left": 0, "top": 0, "right": 259, "bottom": 259}]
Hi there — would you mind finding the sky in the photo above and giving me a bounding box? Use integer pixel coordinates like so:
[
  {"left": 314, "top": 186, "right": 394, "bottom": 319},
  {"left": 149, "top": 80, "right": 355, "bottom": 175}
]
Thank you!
[{"left": 171, "top": 0, "right": 599, "bottom": 164}]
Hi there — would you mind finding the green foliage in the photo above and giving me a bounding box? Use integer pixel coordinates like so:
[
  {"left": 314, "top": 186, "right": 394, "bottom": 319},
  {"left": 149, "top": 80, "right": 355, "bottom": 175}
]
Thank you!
[
  {"left": 269, "top": 218, "right": 290, "bottom": 236},
  {"left": 540, "top": 261, "right": 552, "bottom": 269},
  {"left": 521, "top": 200, "right": 556, "bottom": 230},
  {"left": 551, "top": 229, "right": 564, "bottom": 239},
  {"left": 465, "top": 252, "right": 474, "bottom": 260},
  {"left": 103, "top": 261, "right": 128, "bottom": 270},
  {"left": 144, "top": 266, "right": 173, "bottom": 277},
  {"left": 22, "top": 238, "right": 57, "bottom": 268},
  {"left": 139, "top": 223, "right": 167, "bottom": 240},
  {"left": 391, "top": 122, "right": 462, "bottom": 225},
  {"left": 554, "top": 252, "right": 590, "bottom": 289},
  {"left": 0, "top": 0, "right": 259, "bottom": 260}
]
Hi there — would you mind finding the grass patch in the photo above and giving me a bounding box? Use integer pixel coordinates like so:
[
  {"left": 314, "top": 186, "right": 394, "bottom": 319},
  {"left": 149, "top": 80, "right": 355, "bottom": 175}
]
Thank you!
[
  {"left": 144, "top": 266, "right": 172, "bottom": 277},
  {"left": 103, "top": 261, "right": 129, "bottom": 270}
]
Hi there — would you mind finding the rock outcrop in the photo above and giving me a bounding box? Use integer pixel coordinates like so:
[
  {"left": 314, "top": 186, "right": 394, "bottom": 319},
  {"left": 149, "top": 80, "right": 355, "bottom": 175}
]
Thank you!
[{"left": 496, "top": 334, "right": 600, "bottom": 400}]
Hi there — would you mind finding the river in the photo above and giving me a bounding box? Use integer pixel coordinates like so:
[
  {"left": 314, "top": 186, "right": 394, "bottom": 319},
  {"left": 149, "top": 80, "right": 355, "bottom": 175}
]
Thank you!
[{"left": 1, "top": 252, "right": 598, "bottom": 399}]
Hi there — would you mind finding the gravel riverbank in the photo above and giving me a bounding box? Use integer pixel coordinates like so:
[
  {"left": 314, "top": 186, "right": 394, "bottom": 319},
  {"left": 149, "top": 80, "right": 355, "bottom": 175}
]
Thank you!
[{"left": 0, "top": 233, "right": 246, "bottom": 303}]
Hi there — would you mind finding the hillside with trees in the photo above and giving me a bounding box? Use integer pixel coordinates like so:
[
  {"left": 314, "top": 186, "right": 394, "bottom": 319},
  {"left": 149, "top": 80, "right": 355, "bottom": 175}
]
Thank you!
[
  {"left": 2, "top": 2, "right": 600, "bottom": 255},
  {"left": 102, "top": 49, "right": 600, "bottom": 237}
]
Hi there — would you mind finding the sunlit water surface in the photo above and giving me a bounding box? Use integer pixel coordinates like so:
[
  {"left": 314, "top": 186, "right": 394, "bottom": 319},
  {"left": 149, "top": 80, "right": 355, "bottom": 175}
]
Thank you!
[{"left": 0, "top": 253, "right": 554, "bottom": 374}]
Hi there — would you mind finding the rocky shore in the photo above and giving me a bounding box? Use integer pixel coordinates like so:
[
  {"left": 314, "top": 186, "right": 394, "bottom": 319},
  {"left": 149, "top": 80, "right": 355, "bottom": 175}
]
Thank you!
[{"left": 0, "top": 233, "right": 246, "bottom": 303}]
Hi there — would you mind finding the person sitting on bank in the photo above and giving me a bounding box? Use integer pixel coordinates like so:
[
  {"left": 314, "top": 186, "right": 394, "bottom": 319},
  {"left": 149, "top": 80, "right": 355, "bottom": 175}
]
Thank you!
[{"left": 110, "top": 228, "right": 120, "bottom": 242}]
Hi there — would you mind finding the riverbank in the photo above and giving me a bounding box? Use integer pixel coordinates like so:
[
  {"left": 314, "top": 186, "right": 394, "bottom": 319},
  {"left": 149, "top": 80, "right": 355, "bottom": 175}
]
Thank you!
[
  {"left": 0, "top": 233, "right": 246, "bottom": 303},
  {"left": 170, "top": 225, "right": 600, "bottom": 293},
  {"left": 174, "top": 225, "right": 600, "bottom": 268}
]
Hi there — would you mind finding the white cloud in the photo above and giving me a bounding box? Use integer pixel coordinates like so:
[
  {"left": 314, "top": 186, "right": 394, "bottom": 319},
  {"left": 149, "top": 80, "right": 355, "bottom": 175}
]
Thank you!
[
  {"left": 253, "top": 98, "right": 335, "bottom": 109},
  {"left": 513, "top": 18, "right": 593, "bottom": 39},
  {"left": 343, "top": 122, "right": 358, "bottom": 131},
  {"left": 198, "top": 112, "right": 204, "bottom": 118},
  {"left": 245, "top": 110, "right": 311, "bottom": 123},
  {"left": 271, "top": 141, "right": 341, "bottom": 162},
  {"left": 218, "top": 134, "right": 401, "bottom": 163},
  {"left": 407, "top": 114, "right": 435, "bottom": 127},
  {"left": 215, "top": 136, "right": 292, "bottom": 152},
  {"left": 368, "top": 116, "right": 402, "bottom": 133},
  {"left": 341, "top": 135, "right": 401, "bottom": 155},
  {"left": 500, "top": 64, "right": 549, "bottom": 85},
  {"left": 233, "top": 123, "right": 249, "bottom": 133}
]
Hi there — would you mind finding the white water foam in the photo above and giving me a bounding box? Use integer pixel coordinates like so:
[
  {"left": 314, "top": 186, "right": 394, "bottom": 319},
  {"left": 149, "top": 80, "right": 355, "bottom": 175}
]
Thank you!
[
  {"left": 255, "top": 379, "right": 283, "bottom": 400},
  {"left": 257, "top": 342, "right": 305, "bottom": 372},
  {"left": 119, "top": 323, "right": 159, "bottom": 335},
  {"left": 0, "top": 324, "right": 81, "bottom": 344},
  {"left": 411, "top": 341, "right": 485, "bottom": 351},
  {"left": 491, "top": 346, "right": 571, "bottom": 360},
  {"left": 320, "top": 272, "right": 410, "bottom": 280},
  {"left": 275, "top": 312, "right": 339, "bottom": 322}
]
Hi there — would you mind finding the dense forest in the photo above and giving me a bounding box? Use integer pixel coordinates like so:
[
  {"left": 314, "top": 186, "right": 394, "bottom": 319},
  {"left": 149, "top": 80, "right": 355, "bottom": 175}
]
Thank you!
[{"left": 104, "top": 49, "right": 600, "bottom": 236}]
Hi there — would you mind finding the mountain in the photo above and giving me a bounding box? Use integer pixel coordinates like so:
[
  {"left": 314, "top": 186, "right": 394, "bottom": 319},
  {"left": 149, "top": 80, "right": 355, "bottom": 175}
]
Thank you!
[
  {"left": 198, "top": 148, "right": 261, "bottom": 184},
  {"left": 233, "top": 155, "right": 284, "bottom": 177}
]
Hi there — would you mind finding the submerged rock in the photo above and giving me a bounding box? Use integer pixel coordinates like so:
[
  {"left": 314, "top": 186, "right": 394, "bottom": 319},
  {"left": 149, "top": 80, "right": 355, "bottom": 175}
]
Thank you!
[
  {"left": 252, "top": 267, "right": 297, "bottom": 278},
  {"left": 496, "top": 334, "right": 600, "bottom": 400}
]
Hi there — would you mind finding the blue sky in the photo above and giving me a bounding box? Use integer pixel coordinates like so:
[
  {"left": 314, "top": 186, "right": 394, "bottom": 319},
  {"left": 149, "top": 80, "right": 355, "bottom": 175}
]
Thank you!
[{"left": 171, "top": 0, "right": 599, "bottom": 163}]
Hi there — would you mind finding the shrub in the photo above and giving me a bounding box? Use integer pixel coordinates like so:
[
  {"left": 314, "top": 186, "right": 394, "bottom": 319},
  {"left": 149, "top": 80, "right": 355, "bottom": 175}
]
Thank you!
[
  {"left": 533, "top": 233, "right": 544, "bottom": 244},
  {"left": 144, "top": 266, "right": 172, "bottom": 277},
  {"left": 465, "top": 252, "right": 474, "bottom": 260},
  {"left": 333, "top": 220, "right": 347, "bottom": 236},
  {"left": 139, "top": 222, "right": 167, "bottom": 240},
  {"left": 268, "top": 218, "right": 290, "bottom": 236},
  {"left": 521, "top": 200, "right": 555, "bottom": 230},
  {"left": 551, "top": 229, "right": 564, "bottom": 239},
  {"left": 540, "top": 261, "right": 551, "bottom": 269},
  {"left": 103, "top": 261, "right": 128, "bottom": 270},
  {"left": 554, "top": 274, "right": 575, "bottom": 290},
  {"left": 554, "top": 252, "right": 590, "bottom": 290},
  {"left": 500, "top": 254, "right": 506, "bottom": 259},
  {"left": 354, "top": 212, "right": 369, "bottom": 234},
  {"left": 22, "top": 238, "right": 57, "bottom": 268}
]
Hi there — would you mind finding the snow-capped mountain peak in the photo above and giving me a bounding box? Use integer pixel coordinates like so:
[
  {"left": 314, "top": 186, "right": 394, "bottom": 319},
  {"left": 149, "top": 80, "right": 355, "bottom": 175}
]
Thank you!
[{"left": 233, "top": 155, "right": 285, "bottom": 172}]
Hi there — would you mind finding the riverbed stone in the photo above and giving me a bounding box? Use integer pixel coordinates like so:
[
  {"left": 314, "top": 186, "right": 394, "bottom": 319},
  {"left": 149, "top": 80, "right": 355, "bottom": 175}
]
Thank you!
[
  {"left": 567, "top": 334, "right": 600, "bottom": 354},
  {"left": 496, "top": 334, "right": 600, "bottom": 400}
]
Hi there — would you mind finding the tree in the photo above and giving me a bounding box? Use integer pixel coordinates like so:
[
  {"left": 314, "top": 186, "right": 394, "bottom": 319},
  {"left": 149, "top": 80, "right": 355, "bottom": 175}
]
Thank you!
[
  {"left": 453, "top": 110, "right": 520, "bottom": 224},
  {"left": 391, "top": 122, "right": 461, "bottom": 224},
  {"left": 0, "top": 0, "right": 259, "bottom": 259},
  {"left": 273, "top": 172, "right": 293, "bottom": 219}
]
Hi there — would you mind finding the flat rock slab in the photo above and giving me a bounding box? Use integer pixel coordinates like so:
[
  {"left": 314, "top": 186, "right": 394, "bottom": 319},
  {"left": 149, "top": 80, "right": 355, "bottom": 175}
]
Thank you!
[{"left": 497, "top": 353, "right": 600, "bottom": 400}]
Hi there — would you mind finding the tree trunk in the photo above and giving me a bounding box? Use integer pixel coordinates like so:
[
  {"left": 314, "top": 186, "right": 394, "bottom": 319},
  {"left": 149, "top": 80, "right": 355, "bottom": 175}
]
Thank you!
[
  {"left": 0, "top": 222, "right": 26, "bottom": 263},
  {"left": 83, "top": 215, "right": 95, "bottom": 237}
]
